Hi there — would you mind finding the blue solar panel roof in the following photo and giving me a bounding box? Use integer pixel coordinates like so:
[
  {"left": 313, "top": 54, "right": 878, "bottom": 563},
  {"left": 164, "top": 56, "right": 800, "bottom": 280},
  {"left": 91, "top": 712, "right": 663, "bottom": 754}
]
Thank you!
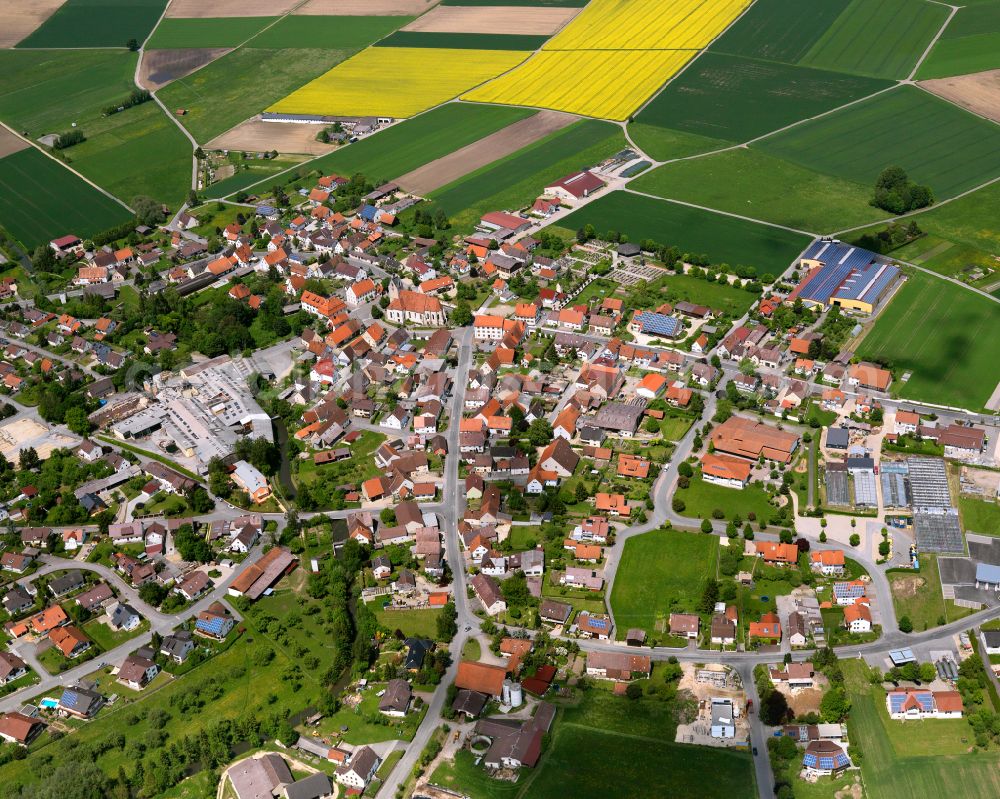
[
  {"left": 889, "top": 691, "right": 933, "bottom": 712},
  {"left": 196, "top": 617, "right": 226, "bottom": 635},
  {"left": 800, "top": 240, "right": 881, "bottom": 304},
  {"left": 636, "top": 312, "right": 681, "bottom": 337}
]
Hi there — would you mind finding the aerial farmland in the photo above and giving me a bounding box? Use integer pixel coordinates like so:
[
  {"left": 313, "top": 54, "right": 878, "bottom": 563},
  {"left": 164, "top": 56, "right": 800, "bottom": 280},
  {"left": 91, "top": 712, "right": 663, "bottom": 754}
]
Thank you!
[{"left": 0, "top": 2, "right": 999, "bottom": 798}]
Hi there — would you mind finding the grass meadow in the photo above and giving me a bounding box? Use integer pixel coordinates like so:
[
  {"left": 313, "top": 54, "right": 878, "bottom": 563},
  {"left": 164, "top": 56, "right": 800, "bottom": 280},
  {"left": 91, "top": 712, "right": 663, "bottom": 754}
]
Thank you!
[
  {"left": 146, "top": 17, "right": 275, "bottom": 49},
  {"left": 609, "top": 529, "right": 718, "bottom": 638},
  {"left": 918, "top": 1, "right": 1000, "bottom": 78},
  {"left": 427, "top": 119, "right": 625, "bottom": 230},
  {"left": 759, "top": 86, "right": 1000, "bottom": 201},
  {"left": 559, "top": 191, "right": 811, "bottom": 270},
  {"left": 843, "top": 659, "right": 1000, "bottom": 799},
  {"left": 0, "top": 148, "right": 132, "bottom": 248},
  {"left": 632, "top": 148, "right": 890, "bottom": 233},
  {"left": 858, "top": 270, "right": 1000, "bottom": 409}
]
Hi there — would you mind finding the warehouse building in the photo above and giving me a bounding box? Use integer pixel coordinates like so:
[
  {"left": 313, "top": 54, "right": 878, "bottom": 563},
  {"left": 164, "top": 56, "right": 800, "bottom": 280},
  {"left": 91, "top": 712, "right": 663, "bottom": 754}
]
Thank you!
[{"left": 789, "top": 240, "right": 899, "bottom": 314}]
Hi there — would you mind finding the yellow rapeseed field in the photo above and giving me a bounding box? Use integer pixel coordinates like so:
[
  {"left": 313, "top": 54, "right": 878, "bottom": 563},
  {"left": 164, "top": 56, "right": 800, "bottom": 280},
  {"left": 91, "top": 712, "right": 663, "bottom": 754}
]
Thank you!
[
  {"left": 464, "top": 49, "right": 696, "bottom": 121},
  {"left": 544, "top": 0, "right": 751, "bottom": 51},
  {"left": 268, "top": 47, "right": 528, "bottom": 118}
]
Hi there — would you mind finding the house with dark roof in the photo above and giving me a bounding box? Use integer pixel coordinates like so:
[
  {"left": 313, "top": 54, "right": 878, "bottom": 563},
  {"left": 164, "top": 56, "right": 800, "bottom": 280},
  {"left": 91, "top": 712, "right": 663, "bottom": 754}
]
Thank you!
[{"left": 378, "top": 679, "right": 412, "bottom": 717}]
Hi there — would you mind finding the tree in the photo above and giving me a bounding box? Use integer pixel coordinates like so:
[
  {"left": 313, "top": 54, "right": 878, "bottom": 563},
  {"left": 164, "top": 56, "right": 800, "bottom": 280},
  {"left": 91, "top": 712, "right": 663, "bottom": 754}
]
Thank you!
[
  {"left": 919, "top": 662, "right": 937, "bottom": 683},
  {"left": 436, "top": 601, "right": 458, "bottom": 641},
  {"left": 700, "top": 518, "right": 713, "bottom": 533},
  {"left": 450, "top": 300, "right": 472, "bottom": 327},
  {"left": 173, "top": 523, "right": 212, "bottom": 563},
  {"left": 849, "top": 533, "right": 860, "bottom": 547},
  {"left": 625, "top": 682, "right": 643, "bottom": 700},
  {"left": 878, "top": 540, "right": 891, "bottom": 557},
  {"left": 132, "top": 195, "right": 166, "bottom": 226},
  {"left": 677, "top": 461, "right": 693, "bottom": 478},
  {"left": 527, "top": 418, "right": 553, "bottom": 447},
  {"left": 758, "top": 689, "right": 789, "bottom": 725},
  {"left": 127, "top": 38, "right": 139, "bottom": 51},
  {"left": 672, "top": 497, "right": 686, "bottom": 513},
  {"left": 64, "top": 407, "right": 91, "bottom": 436},
  {"left": 899, "top": 615, "right": 913, "bottom": 633},
  {"left": 139, "top": 582, "right": 168, "bottom": 607},
  {"left": 820, "top": 686, "right": 851, "bottom": 722},
  {"left": 643, "top": 417, "right": 660, "bottom": 434},
  {"left": 18, "top": 447, "right": 41, "bottom": 471},
  {"left": 698, "top": 578, "right": 719, "bottom": 613}
]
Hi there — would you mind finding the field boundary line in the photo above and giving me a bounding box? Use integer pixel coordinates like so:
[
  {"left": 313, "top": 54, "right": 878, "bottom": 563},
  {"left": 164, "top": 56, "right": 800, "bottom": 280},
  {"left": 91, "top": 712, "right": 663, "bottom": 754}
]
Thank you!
[
  {"left": 623, "top": 187, "right": 818, "bottom": 237},
  {"left": 0, "top": 119, "right": 134, "bottom": 213},
  {"left": 906, "top": 2, "right": 960, "bottom": 80}
]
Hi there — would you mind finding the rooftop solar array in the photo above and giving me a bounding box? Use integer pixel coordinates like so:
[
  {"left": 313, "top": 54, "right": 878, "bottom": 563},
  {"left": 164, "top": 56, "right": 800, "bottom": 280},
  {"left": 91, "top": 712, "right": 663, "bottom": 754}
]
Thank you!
[
  {"left": 833, "top": 261, "right": 899, "bottom": 304},
  {"left": 804, "top": 750, "right": 850, "bottom": 769},
  {"left": 635, "top": 312, "right": 682, "bottom": 338},
  {"left": 825, "top": 471, "right": 850, "bottom": 506},
  {"left": 907, "top": 457, "right": 953, "bottom": 510},
  {"left": 888, "top": 691, "right": 933, "bottom": 713},
  {"left": 834, "top": 582, "right": 865, "bottom": 600},
  {"left": 853, "top": 471, "right": 878, "bottom": 507},
  {"left": 195, "top": 616, "right": 227, "bottom": 636},
  {"left": 799, "top": 240, "right": 879, "bottom": 303},
  {"left": 880, "top": 469, "right": 910, "bottom": 507}
]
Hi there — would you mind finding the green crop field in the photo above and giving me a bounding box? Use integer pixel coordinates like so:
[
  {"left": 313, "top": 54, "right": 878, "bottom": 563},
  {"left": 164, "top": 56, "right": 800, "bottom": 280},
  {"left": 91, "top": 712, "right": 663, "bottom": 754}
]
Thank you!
[
  {"left": 376, "top": 31, "right": 549, "bottom": 50},
  {"left": 251, "top": 15, "right": 411, "bottom": 49},
  {"left": 0, "top": 147, "right": 132, "bottom": 248},
  {"left": 158, "top": 47, "right": 356, "bottom": 143},
  {"left": 560, "top": 191, "right": 811, "bottom": 271},
  {"left": 146, "top": 17, "right": 276, "bottom": 49},
  {"left": 632, "top": 148, "right": 891, "bottom": 233},
  {"left": 760, "top": 86, "right": 1000, "bottom": 201},
  {"left": 0, "top": 50, "right": 137, "bottom": 134},
  {"left": 917, "top": 32, "right": 1000, "bottom": 78},
  {"left": 844, "top": 659, "right": 1000, "bottom": 799},
  {"left": 626, "top": 124, "right": 727, "bottom": 162},
  {"left": 712, "top": 0, "right": 851, "bottom": 63},
  {"left": 17, "top": 0, "right": 167, "bottom": 49},
  {"left": 632, "top": 53, "right": 890, "bottom": 149},
  {"left": 427, "top": 119, "right": 626, "bottom": 230},
  {"left": 243, "top": 103, "right": 534, "bottom": 196},
  {"left": 609, "top": 529, "right": 718, "bottom": 638},
  {"left": 918, "top": 2, "right": 1000, "bottom": 77},
  {"left": 858, "top": 270, "right": 1000, "bottom": 409},
  {"left": 799, "top": 0, "right": 949, "bottom": 78},
  {"left": 203, "top": 155, "right": 307, "bottom": 199},
  {"left": 65, "top": 102, "right": 192, "bottom": 206}
]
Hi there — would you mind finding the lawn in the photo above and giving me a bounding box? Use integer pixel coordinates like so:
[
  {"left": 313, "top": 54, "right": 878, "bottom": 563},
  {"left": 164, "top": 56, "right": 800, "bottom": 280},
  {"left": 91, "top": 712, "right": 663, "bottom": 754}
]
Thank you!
[
  {"left": 0, "top": 147, "right": 133, "bottom": 248},
  {"left": 16, "top": 0, "right": 167, "bottom": 49},
  {"left": 609, "top": 529, "right": 718, "bottom": 638},
  {"left": 204, "top": 155, "right": 308, "bottom": 200},
  {"left": 559, "top": 191, "right": 811, "bottom": 273},
  {"left": 82, "top": 618, "right": 150, "bottom": 651},
  {"left": 572, "top": 278, "right": 618, "bottom": 306},
  {"left": 888, "top": 556, "right": 955, "bottom": 632},
  {"left": 146, "top": 17, "right": 276, "bottom": 49},
  {"left": 711, "top": 0, "right": 851, "bottom": 64},
  {"left": 431, "top": 750, "right": 522, "bottom": 799},
  {"left": 674, "top": 474, "right": 778, "bottom": 524},
  {"left": 659, "top": 416, "right": 692, "bottom": 441},
  {"left": 759, "top": 86, "right": 1000, "bottom": 201},
  {"left": 311, "top": 682, "right": 427, "bottom": 745},
  {"left": 633, "top": 148, "right": 891, "bottom": 234},
  {"left": 158, "top": 47, "right": 359, "bottom": 144},
  {"left": 373, "top": 606, "right": 443, "bottom": 640},
  {"left": 843, "top": 658, "right": 1000, "bottom": 799},
  {"left": 632, "top": 52, "right": 890, "bottom": 148},
  {"left": 960, "top": 496, "right": 1000, "bottom": 536},
  {"left": 527, "top": 691, "right": 754, "bottom": 799},
  {"left": 242, "top": 103, "right": 534, "bottom": 197},
  {"left": 655, "top": 271, "right": 761, "bottom": 316},
  {"left": 798, "top": 0, "right": 949, "bottom": 79},
  {"left": 427, "top": 119, "right": 626, "bottom": 230},
  {"left": 856, "top": 270, "right": 1000, "bottom": 410}
]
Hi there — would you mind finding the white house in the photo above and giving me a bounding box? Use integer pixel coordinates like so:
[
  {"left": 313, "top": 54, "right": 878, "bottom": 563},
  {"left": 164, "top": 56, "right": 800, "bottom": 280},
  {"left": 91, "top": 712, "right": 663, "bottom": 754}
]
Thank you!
[
  {"left": 335, "top": 746, "right": 381, "bottom": 791},
  {"left": 710, "top": 698, "right": 736, "bottom": 739}
]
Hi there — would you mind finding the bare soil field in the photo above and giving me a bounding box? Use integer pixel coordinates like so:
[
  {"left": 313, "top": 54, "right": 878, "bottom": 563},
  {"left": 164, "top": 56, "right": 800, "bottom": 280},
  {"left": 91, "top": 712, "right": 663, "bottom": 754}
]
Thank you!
[
  {"left": 0, "top": 418, "right": 76, "bottom": 465},
  {"left": 402, "top": 4, "right": 579, "bottom": 34},
  {"left": 920, "top": 70, "right": 1000, "bottom": 125},
  {"left": 395, "top": 108, "right": 577, "bottom": 195},
  {"left": 139, "top": 48, "right": 231, "bottom": 90},
  {"left": 0, "top": 127, "right": 29, "bottom": 160},
  {"left": 207, "top": 116, "right": 338, "bottom": 155},
  {"left": 0, "top": 0, "right": 68, "bottom": 48},
  {"left": 296, "top": 0, "right": 438, "bottom": 15},
  {"left": 165, "top": 0, "right": 301, "bottom": 18}
]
